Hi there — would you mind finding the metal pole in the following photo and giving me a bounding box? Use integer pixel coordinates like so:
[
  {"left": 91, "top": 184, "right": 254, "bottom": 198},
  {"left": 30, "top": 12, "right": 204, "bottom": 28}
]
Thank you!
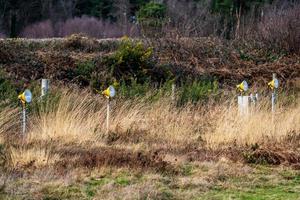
[
  {"left": 271, "top": 92, "right": 275, "bottom": 113},
  {"left": 238, "top": 92, "right": 244, "bottom": 116},
  {"left": 106, "top": 98, "right": 110, "bottom": 134},
  {"left": 271, "top": 73, "right": 276, "bottom": 113},
  {"left": 22, "top": 104, "right": 26, "bottom": 137}
]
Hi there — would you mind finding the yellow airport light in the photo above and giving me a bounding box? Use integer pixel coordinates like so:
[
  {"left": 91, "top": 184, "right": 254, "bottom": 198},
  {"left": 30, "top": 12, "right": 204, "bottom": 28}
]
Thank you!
[
  {"left": 102, "top": 86, "right": 116, "bottom": 98},
  {"left": 18, "top": 89, "right": 32, "bottom": 137},
  {"left": 268, "top": 78, "right": 279, "bottom": 90},
  {"left": 236, "top": 80, "right": 248, "bottom": 93},
  {"left": 18, "top": 89, "right": 32, "bottom": 105}
]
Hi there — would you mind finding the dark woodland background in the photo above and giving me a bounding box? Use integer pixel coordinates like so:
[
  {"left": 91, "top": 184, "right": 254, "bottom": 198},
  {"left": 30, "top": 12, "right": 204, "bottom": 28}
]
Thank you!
[{"left": 0, "top": 1, "right": 298, "bottom": 48}]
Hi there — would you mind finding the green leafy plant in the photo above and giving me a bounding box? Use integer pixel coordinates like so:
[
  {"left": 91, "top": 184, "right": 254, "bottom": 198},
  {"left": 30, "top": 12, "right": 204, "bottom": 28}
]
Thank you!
[{"left": 105, "top": 38, "right": 170, "bottom": 84}]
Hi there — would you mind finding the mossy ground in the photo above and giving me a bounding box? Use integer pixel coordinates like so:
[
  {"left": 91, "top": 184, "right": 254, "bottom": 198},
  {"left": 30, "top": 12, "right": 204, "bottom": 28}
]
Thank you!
[{"left": 1, "top": 162, "right": 299, "bottom": 200}]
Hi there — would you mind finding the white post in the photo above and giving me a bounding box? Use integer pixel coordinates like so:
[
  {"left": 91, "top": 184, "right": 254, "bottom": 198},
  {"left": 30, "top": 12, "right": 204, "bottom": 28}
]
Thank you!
[
  {"left": 41, "top": 79, "right": 49, "bottom": 97},
  {"left": 271, "top": 93, "right": 275, "bottom": 113},
  {"left": 238, "top": 94, "right": 249, "bottom": 116},
  {"left": 22, "top": 105, "right": 26, "bottom": 137},
  {"left": 106, "top": 98, "right": 110, "bottom": 134},
  {"left": 171, "top": 83, "right": 176, "bottom": 101}
]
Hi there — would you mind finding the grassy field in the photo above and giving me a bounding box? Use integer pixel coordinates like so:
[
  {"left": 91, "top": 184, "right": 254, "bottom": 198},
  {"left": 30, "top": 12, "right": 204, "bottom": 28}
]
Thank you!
[
  {"left": 1, "top": 162, "right": 300, "bottom": 199},
  {"left": 0, "top": 87, "right": 299, "bottom": 199}
]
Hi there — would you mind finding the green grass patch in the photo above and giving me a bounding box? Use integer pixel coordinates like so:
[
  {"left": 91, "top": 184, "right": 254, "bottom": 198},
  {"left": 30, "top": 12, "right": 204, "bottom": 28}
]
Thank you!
[
  {"left": 41, "top": 185, "right": 85, "bottom": 200},
  {"left": 197, "top": 168, "right": 300, "bottom": 200}
]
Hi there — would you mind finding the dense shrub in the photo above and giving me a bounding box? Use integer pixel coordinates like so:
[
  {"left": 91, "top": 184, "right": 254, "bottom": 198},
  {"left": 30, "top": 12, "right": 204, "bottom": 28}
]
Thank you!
[
  {"left": 105, "top": 37, "right": 175, "bottom": 86},
  {"left": 62, "top": 34, "right": 100, "bottom": 51},
  {"left": 105, "top": 37, "right": 156, "bottom": 83},
  {"left": 73, "top": 60, "right": 96, "bottom": 87}
]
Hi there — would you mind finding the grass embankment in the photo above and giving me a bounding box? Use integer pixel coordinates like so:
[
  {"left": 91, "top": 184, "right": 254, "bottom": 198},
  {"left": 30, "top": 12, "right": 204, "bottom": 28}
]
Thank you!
[{"left": 0, "top": 87, "right": 299, "bottom": 199}]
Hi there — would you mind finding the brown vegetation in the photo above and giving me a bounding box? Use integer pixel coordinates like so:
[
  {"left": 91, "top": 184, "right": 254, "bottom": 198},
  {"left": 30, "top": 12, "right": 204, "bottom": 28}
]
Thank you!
[{"left": 0, "top": 36, "right": 299, "bottom": 90}]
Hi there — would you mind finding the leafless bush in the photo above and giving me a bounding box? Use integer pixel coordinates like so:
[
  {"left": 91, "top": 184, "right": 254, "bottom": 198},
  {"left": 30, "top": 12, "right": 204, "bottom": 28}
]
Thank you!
[
  {"left": 0, "top": 32, "right": 5, "bottom": 38},
  {"left": 20, "top": 16, "right": 140, "bottom": 39},
  {"left": 164, "top": 0, "right": 220, "bottom": 37},
  {"left": 57, "top": 16, "right": 139, "bottom": 38},
  {"left": 257, "top": 3, "right": 300, "bottom": 53},
  {"left": 21, "top": 20, "right": 55, "bottom": 38}
]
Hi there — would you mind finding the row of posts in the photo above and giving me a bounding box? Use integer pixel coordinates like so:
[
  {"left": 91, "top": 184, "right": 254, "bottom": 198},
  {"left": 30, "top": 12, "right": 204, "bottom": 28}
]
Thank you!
[
  {"left": 237, "top": 73, "right": 279, "bottom": 116},
  {"left": 19, "top": 74, "right": 279, "bottom": 136},
  {"left": 20, "top": 79, "right": 50, "bottom": 137}
]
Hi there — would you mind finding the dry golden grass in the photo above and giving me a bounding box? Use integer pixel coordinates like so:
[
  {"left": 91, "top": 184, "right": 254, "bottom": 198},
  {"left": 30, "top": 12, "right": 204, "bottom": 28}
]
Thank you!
[
  {"left": 24, "top": 90, "right": 300, "bottom": 151},
  {"left": 28, "top": 90, "right": 106, "bottom": 144},
  {"left": 0, "top": 108, "right": 19, "bottom": 136},
  {"left": 9, "top": 146, "right": 60, "bottom": 169},
  {"left": 0, "top": 89, "right": 299, "bottom": 171},
  {"left": 205, "top": 104, "right": 300, "bottom": 149},
  {"left": 0, "top": 89, "right": 299, "bottom": 200}
]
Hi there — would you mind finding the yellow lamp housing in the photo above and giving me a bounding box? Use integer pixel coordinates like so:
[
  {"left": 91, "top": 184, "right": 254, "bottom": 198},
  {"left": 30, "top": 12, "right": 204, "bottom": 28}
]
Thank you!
[
  {"left": 18, "top": 89, "right": 32, "bottom": 104},
  {"left": 102, "top": 86, "right": 116, "bottom": 98},
  {"left": 268, "top": 78, "right": 279, "bottom": 90},
  {"left": 236, "top": 80, "right": 248, "bottom": 93}
]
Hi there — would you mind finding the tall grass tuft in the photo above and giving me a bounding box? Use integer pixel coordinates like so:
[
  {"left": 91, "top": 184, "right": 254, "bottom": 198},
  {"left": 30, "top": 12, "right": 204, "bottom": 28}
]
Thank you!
[{"left": 22, "top": 88, "right": 300, "bottom": 152}]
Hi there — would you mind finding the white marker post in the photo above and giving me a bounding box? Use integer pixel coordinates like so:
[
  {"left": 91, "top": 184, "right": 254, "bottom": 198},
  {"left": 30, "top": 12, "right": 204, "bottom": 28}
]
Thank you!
[
  {"left": 268, "top": 73, "right": 279, "bottom": 134},
  {"left": 268, "top": 73, "right": 279, "bottom": 113},
  {"left": 237, "top": 81, "right": 249, "bottom": 116},
  {"left": 238, "top": 95, "right": 249, "bottom": 116},
  {"left": 171, "top": 83, "right": 176, "bottom": 101},
  {"left": 41, "top": 79, "right": 49, "bottom": 97},
  {"left": 101, "top": 86, "right": 116, "bottom": 134},
  {"left": 18, "top": 89, "right": 32, "bottom": 138}
]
